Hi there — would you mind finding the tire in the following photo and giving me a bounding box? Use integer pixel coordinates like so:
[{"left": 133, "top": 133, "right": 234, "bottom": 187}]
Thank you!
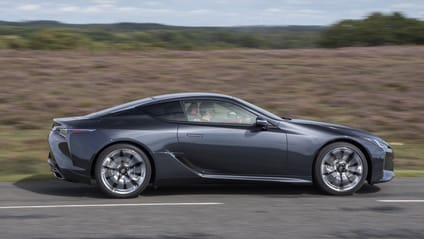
[
  {"left": 313, "top": 142, "right": 368, "bottom": 195},
  {"left": 95, "top": 143, "right": 152, "bottom": 198}
]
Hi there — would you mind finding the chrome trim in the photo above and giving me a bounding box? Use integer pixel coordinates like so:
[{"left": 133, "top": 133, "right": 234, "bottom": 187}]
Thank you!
[{"left": 199, "top": 174, "right": 311, "bottom": 183}]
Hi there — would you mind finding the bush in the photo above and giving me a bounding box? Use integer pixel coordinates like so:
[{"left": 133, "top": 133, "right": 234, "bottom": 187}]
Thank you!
[
  {"left": 29, "top": 29, "right": 92, "bottom": 50},
  {"left": 319, "top": 12, "right": 424, "bottom": 47},
  {"left": 0, "top": 35, "right": 29, "bottom": 49}
]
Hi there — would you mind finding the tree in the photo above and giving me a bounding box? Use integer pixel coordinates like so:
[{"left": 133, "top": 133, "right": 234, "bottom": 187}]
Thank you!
[{"left": 319, "top": 12, "right": 424, "bottom": 48}]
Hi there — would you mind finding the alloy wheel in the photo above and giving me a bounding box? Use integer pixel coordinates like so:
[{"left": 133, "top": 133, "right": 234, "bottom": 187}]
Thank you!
[
  {"left": 320, "top": 146, "right": 364, "bottom": 193},
  {"left": 100, "top": 148, "right": 147, "bottom": 195}
]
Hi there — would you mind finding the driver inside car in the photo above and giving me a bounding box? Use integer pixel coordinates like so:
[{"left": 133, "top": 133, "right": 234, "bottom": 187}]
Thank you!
[
  {"left": 187, "top": 103, "right": 201, "bottom": 121},
  {"left": 199, "top": 102, "right": 214, "bottom": 122}
]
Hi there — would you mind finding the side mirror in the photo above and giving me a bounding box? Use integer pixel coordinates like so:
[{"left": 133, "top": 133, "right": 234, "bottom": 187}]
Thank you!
[{"left": 256, "top": 118, "right": 269, "bottom": 130}]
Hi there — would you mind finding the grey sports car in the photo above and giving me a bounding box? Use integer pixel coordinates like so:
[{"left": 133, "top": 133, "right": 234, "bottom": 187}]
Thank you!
[{"left": 48, "top": 93, "right": 394, "bottom": 198}]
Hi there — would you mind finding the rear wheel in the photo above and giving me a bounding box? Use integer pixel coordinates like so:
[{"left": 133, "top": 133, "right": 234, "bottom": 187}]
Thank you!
[
  {"left": 95, "top": 144, "right": 151, "bottom": 198},
  {"left": 314, "top": 142, "right": 368, "bottom": 195}
]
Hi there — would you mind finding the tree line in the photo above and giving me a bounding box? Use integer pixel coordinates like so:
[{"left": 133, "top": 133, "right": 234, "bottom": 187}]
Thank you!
[{"left": 0, "top": 12, "right": 422, "bottom": 50}]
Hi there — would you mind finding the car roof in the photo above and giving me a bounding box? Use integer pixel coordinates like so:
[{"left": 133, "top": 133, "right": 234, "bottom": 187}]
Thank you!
[
  {"left": 86, "top": 92, "right": 234, "bottom": 118},
  {"left": 151, "top": 92, "right": 233, "bottom": 101}
]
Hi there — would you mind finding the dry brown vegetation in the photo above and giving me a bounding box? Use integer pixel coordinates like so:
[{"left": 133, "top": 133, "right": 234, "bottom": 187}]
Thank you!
[{"left": 0, "top": 46, "right": 423, "bottom": 177}]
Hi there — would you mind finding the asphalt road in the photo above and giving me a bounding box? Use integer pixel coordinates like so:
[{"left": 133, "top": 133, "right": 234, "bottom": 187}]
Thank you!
[{"left": 0, "top": 178, "right": 423, "bottom": 239}]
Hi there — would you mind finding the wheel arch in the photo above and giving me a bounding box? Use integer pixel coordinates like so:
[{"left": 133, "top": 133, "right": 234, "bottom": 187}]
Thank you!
[
  {"left": 312, "top": 138, "right": 373, "bottom": 183},
  {"left": 90, "top": 140, "right": 156, "bottom": 184}
]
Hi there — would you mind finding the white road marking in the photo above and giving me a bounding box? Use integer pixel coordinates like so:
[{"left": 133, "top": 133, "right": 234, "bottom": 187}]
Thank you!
[
  {"left": 378, "top": 200, "right": 424, "bottom": 203},
  {"left": 389, "top": 142, "right": 404, "bottom": 146},
  {"left": 0, "top": 202, "right": 223, "bottom": 209}
]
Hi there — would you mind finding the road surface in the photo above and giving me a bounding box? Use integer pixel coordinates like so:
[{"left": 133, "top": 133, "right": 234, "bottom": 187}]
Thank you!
[{"left": 0, "top": 178, "right": 423, "bottom": 238}]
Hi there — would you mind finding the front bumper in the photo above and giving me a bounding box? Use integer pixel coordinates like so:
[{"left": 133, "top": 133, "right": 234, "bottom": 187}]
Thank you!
[
  {"left": 377, "top": 170, "right": 395, "bottom": 184},
  {"left": 370, "top": 147, "right": 395, "bottom": 184}
]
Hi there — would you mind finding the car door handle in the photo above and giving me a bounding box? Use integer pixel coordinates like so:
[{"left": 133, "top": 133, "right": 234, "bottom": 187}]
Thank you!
[{"left": 186, "top": 133, "right": 204, "bottom": 138}]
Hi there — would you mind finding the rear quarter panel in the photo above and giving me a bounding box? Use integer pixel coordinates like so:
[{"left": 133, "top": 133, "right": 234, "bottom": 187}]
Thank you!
[{"left": 68, "top": 115, "right": 198, "bottom": 181}]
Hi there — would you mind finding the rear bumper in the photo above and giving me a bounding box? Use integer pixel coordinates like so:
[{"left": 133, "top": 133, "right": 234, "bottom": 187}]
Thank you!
[
  {"left": 47, "top": 130, "right": 91, "bottom": 184},
  {"left": 48, "top": 156, "right": 64, "bottom": 180}
]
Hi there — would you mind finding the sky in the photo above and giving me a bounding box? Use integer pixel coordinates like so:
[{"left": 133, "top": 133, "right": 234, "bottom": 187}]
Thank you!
[{"left": 1, "top": 0, "right": 423, "bottom": 26}]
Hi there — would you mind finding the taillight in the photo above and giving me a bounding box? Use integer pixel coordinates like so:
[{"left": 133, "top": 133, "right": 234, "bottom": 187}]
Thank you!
[
  {"left": 57, "top": 128, "right": 95, "bottom": 138},
  {"left": 69, "top": 129, "right": 96, "bottom": 133},
  {"left": 51, "top": 121, "right": 61, "bottom": 129},
  {"left": 58, "top": 128, "right": 68, "bottom": 138}
]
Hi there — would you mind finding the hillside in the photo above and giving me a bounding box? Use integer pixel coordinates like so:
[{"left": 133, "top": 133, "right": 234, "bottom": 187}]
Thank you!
[
  {"left": 0, "top": 20, "right": 323, "bottom": 50},
  {"left": 0, "top": 20, "right": 324, "bottom": 32}
]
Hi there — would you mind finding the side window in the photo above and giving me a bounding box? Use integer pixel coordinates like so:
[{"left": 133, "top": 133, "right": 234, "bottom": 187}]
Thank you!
[
  {"left": 144, "top": 101, "right": 186, "bottom": 121},
  {"left": 183, "top": 100, "right": 256, "bottom": 125}
]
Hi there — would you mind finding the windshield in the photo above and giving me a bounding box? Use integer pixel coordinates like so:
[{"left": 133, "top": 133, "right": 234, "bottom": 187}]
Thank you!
[{"left": 234, "top": 97, "right": 282, "bottom": 121}]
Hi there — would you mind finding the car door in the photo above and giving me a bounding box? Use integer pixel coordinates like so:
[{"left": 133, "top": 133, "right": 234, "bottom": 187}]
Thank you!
[{"left": 177, "top": 99, "right": 287, "bottom": 176}]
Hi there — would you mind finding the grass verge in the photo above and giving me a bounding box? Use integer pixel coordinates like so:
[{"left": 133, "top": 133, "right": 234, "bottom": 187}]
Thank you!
[
  {"left": 394, "top": 170, "right": 424, "bottom": 177},
  {"left": 0, "top": 174, "right": 53, "bottom": 182}
]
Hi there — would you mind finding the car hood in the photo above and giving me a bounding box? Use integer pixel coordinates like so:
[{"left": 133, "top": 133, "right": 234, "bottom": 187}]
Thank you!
[{"left": 284, "top": 118, "right": 377, "bottom": 138}]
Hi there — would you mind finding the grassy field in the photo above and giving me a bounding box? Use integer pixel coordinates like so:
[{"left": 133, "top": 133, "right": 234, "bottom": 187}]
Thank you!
[{"left": 0, "top": 46, "right": 423, "bottom": 180}]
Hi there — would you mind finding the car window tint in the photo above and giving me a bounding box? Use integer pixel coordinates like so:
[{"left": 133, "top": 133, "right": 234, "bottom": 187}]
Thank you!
[
  {"left": 183, "top": 100, "right": 256, "bottom": 125},
  {"left": 144, "top": 101, "right": 186, "bottom": 121}
]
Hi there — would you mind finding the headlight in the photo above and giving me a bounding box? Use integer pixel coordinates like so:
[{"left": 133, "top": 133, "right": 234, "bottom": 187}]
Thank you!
[
  {"left": 365, "top": 137, "right": 389, "bottom": 149},
  {"left": 372, "top": 138, "right": 387, "bottom": 148}
]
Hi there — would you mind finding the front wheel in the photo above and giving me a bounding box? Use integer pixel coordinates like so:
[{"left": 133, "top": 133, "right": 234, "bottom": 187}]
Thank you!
[
  {"left": 95, "top": 144, "right": 151, "bottom": 198},
  {"left": 314, "top": 142, "right": 368, "bottom": 195}
]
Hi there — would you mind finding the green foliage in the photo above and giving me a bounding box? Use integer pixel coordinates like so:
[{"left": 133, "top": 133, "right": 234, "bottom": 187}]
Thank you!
[
  {"left": 0, "top": 21, "right": 321, "bottom": 50},
  {"left": 0, "top": 35, "right": 29, "bottom": 49},
  {"left": 0, "top": 12, "right": 423, "bottom": 50},
  {"left": 28, "top": 29, "right": 92, "bottom": 50},
  {"left": 320, "top": 12, "right": 424, "bottom": 47}
]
